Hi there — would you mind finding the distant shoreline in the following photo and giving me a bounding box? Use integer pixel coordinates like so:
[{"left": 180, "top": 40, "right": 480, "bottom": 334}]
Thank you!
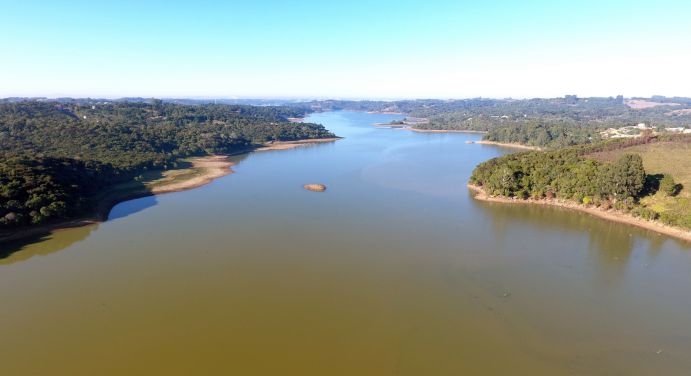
[
  {"left": 0, "top": 137, "right": 341, "bottom": 245},
  {"left": 470, "top": 140, "right": 541, "bottom": 150},
  {"left": 255, "top": 137, "right": 341, "bottom": 151},
  {"left": 409, "top": 128, "right": 488, "bottom": 134},
  {"left": 371, "top": 122, "right": 489, "bottom": 134},
  {"left": 366, "top": 111, "right": 404, "bottom": 115},
  {"left": 468, "top": 184, "right": 691, "bottom": 243}
]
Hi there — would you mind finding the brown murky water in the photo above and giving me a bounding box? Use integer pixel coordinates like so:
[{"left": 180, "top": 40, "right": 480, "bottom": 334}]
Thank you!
[{"left": 1, "top": 111, "right": 690, "bottom": 375}]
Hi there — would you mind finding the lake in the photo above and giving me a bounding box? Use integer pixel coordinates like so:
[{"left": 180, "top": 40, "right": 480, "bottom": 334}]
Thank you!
[{"left": 1, "top": 111, "right": 690, "bottom": 375}]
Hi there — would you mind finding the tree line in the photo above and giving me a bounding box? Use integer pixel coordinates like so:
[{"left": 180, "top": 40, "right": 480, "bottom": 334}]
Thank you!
[
  {"left": 469, "top": 136, "right": 690, "bottom": 229},
  {"left": 483, "top": 122, "right": 599, "bottom": 148}
]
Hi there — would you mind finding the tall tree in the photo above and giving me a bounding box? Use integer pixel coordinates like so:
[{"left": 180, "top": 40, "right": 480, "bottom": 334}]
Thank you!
[{"left": 600, "top": 154, "right": 646, "bottom": 200}]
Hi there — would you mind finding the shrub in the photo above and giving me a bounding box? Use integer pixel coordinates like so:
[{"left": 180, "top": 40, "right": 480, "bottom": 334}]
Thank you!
[
  {"left": 659, "top": 212, "right": 676, "bottom": 226},
  {"left": 614, "top": 200, "right": 626, "bottom": 211},
  {"left": 659, "top": 174, "right": 678, "bottom": 196},
  {"left": 572, "top": 192, "right": 584, "bottom": 203},
  {"left": 641, "top": 208, "right": 659, "bottom": 221},
  {"left": 631, "top": 207, "right": 659, "bottom": 220}
]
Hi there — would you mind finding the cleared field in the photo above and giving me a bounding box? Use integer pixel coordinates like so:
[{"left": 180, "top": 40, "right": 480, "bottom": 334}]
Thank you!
[
  {"left": 587, "top": 140, "right": 691, "bottom": 228},
  {"left": 588, "top": 141, "right": 691, "bottom": 197},
  {"left": 624, "top": 99, "right": 681, "bottom": 109}
]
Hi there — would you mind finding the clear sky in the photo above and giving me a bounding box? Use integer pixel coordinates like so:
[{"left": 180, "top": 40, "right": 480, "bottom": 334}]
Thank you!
[{"left": 1, "top": 0, "right": 690, "bottom": 99}]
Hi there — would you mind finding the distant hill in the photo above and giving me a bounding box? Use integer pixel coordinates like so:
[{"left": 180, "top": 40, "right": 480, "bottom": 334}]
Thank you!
[{"left": 290, "top": 96, "right": 691, "bottom": 147}]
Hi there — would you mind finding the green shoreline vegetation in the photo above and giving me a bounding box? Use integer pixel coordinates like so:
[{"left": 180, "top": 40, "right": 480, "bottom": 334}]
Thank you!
[
  {"left": 469, "top": 134, "right": 691, "bottom": 238},
  {"left": 3, "top": 96, "right": 691, "bottom": 245},
  {"left": 0, "top": 100, "right": 335, "bottom": 241}
]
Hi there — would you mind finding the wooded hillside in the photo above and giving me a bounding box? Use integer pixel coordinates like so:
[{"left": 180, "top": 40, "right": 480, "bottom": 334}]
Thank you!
[{"left": 0, "top": 100, "right": 334, "bottom": 229}]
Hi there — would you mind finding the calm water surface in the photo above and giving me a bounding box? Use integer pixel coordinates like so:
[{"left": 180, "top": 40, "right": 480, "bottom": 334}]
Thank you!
[{"left": 1, "top": 111, "right": 690, "bottom": 375}]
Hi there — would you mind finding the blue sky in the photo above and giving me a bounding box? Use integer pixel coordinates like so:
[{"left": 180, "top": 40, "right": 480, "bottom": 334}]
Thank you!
[{"left": 1, "top": 0, "right": 690, "bottom": 98}]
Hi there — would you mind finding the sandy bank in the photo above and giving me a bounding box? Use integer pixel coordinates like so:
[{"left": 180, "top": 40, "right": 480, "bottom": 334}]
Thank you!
[
  {"left": 149, "top": 156, "right": 234, "bottom": 195},
  {"left": 471, "top": 140, "right": 541, "bottom": 150},
  {"left": 255, "top": 137, "right": 341, "bottom": 151},
  {"left": 91, "top": 155, "right": 236, "bottom": 220},
  {"left": 468, "top": 184, "right": 691, "bottom": 243}
]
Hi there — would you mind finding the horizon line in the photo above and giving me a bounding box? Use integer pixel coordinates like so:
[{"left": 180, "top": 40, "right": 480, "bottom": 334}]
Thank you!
[{"left": 1, "top": 94, "right": 686, "bottom": 102}]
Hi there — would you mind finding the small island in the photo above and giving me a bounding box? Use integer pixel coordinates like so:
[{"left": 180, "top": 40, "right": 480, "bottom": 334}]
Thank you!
[{"left": 303, "top": 184, "right": 327, "bottom": 192}]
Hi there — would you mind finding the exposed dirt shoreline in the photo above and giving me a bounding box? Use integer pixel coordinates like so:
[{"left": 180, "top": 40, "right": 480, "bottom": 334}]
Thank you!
[
  {"left": 468, "top": 184, "right": 691, "bottom": 243},
  {"left": 255, "top": 137, "right": 341, "bottom": 151},
  {"left": 1, "top": 138, "right": 340, "bottom": 245},
  {"left": 470, "top": 140, "right": 542, "bottom": 150},
  {"left": 150, "top": 155, "right": 235, "bottom": 195}
]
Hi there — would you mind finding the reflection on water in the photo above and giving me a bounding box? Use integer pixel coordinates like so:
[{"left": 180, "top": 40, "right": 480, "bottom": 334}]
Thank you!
[
  {"left": 1, "top": 111, "right": 690, "bottom": 375},
  {"left": 475, "top": 198, "right": 639, "bottom": 254},
  {"left": 472, "top": 194, "right": 691, "bottom": 290},
  {"left": 108, "top": 195, "right": 158, "bottom": 221},
  {"left": 0, "top": 224, "right": 97, "bottom": 265}
]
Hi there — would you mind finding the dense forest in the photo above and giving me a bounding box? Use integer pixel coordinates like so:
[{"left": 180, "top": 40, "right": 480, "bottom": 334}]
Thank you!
[
  {"left": 0, "top": 158, "right": 117, "bottom": 227},
  {"left": 469, "top": 135, "right": 691, "bottom": 229},
  {"left": 0, "top": 100, "right": 333, "bottom": 229}
]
